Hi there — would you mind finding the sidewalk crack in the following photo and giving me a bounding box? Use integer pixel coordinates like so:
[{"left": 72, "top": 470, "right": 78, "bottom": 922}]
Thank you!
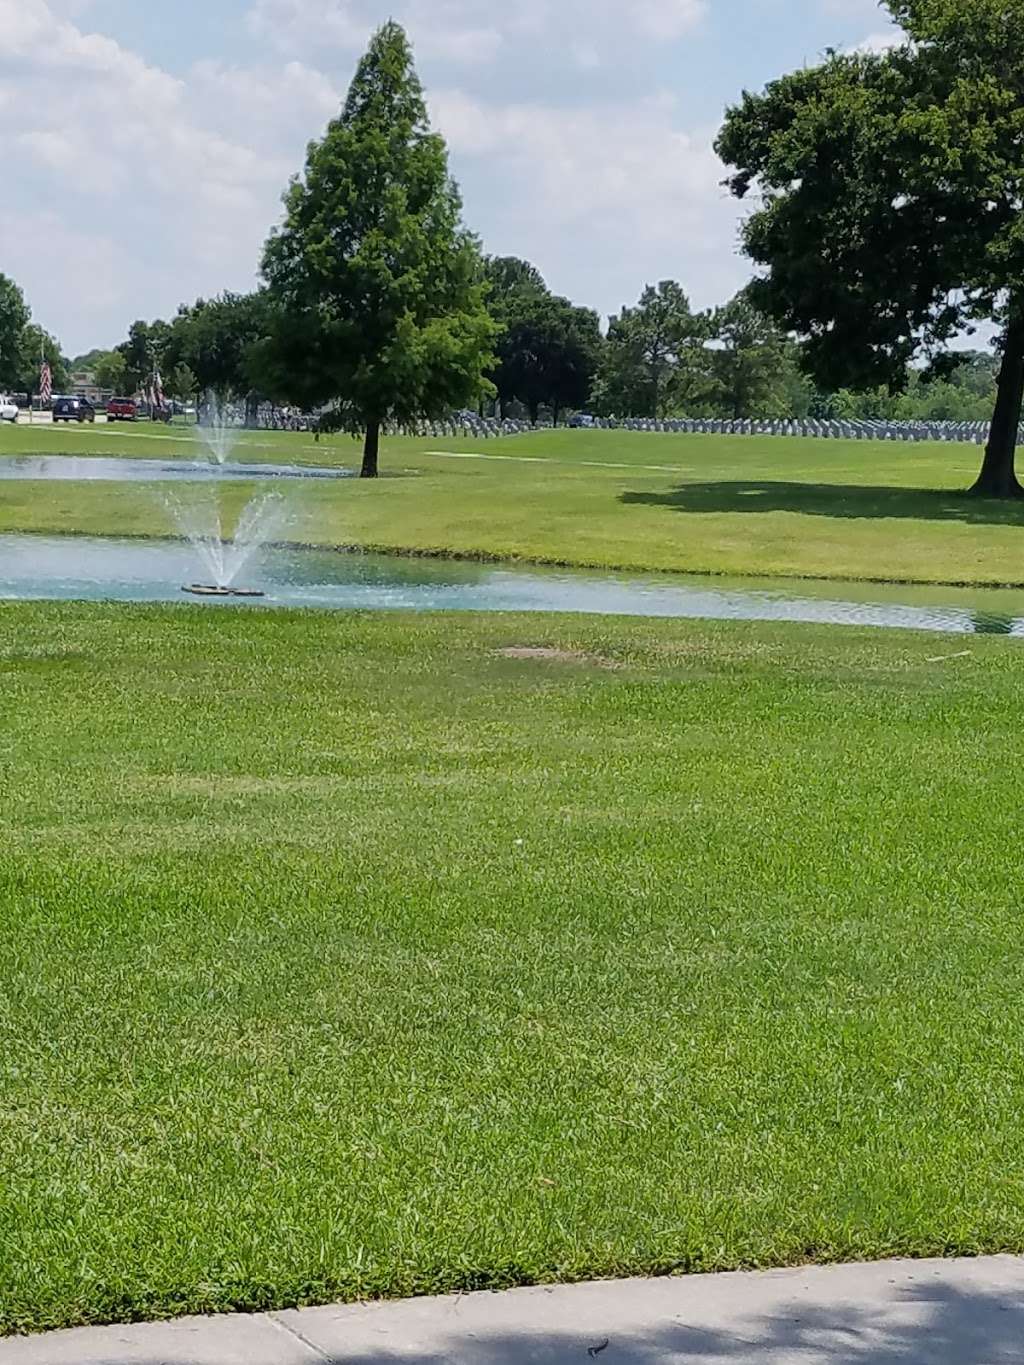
[{"left": 269, "top": 1311, "right": 332, "bottom": 1362}]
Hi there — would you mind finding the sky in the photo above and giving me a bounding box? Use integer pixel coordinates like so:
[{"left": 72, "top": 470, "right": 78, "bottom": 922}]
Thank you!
[{"left": 0, "top": 0, "right": 902, "bottom": 357}]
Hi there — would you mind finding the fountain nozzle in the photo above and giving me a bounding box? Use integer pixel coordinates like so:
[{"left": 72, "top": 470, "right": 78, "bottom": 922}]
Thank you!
[{"left": 181, "top": 584, "right": 266, "bottom": 598}]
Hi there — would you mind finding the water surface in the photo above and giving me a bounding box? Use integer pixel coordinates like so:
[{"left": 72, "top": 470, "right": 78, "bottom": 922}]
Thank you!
[
  {"left": 0, "top": 534, "right": 1021, "bottom": 636},
  {"left": 0, "top": 456, "right": 352, "bottom": 482}
]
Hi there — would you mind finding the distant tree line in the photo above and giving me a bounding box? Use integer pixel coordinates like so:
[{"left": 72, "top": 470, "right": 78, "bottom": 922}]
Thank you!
[
  {"left": 1, "top": 256, "right": 998, "bottom": 438},
  {"left": 0, "top": 275, "right": 68, "bottom": 405},
  {"left": 37, "top": 273, "right": 993, "bottom": 433}
]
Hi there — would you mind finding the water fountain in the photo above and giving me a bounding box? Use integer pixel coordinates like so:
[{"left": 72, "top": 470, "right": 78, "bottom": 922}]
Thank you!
[
  {"left": 194, "top": 393, "right": 237, "bottom": 468},
  {"left": 162, "top": 396, "right": 300, "bottom": 598}
]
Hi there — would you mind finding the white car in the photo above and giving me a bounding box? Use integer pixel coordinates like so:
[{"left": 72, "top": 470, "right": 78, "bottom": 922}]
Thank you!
[{"left": 0, "top": 396, "right": 18, "bottom": 423}]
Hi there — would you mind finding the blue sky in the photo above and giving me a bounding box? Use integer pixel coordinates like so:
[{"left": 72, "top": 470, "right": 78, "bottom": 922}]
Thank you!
[{"left": 2, "top": 0, "right": 899, "bottom": 355}]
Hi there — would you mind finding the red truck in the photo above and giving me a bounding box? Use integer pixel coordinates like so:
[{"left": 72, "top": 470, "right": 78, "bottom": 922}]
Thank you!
[{"left": 106, "top": 397, "right": 137, "bottom": 422}]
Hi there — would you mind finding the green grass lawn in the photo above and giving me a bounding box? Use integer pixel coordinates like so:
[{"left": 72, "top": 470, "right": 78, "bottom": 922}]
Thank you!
[
  {"left": 3, "top": 602, "right": 1024, "bottom": 1333},
  {"left": 3, "top": 423, "right": 1024, "bottom": 585}
]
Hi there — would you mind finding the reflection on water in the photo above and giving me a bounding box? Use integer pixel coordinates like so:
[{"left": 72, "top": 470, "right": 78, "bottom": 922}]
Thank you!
[
  {"left": 0, "top": 534, "right": 1022, "bottom": 638},
  {"left": 972, "top": 613, "right": 1016, "bottom": 636}
]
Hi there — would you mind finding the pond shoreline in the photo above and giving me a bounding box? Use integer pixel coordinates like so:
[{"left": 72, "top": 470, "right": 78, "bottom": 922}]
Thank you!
[{"left": 4, "top": 523, "right": 1024, "bottom": 592}]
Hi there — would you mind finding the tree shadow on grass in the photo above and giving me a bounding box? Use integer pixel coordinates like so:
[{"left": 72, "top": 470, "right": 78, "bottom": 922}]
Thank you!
[
  {"left": 300, "top": 1277, "right": 1024, "bottom": 1364},
  {"left": 620, "top": 482, "right": 1024, "bottom": 527}
]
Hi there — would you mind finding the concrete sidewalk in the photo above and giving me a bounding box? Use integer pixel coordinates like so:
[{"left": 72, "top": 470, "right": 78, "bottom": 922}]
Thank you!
[{"left": 3, "top": 1257, "right": 1023, "bottom": 1364}]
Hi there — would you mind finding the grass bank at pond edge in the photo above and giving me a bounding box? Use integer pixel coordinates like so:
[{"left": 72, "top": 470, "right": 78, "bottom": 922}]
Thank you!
[
  {"left": 3, "top": 603, "right": 1024, "bottom": 1332},
  {"left": 2, "top": 426, "right": 1024, "bottom": 586}
]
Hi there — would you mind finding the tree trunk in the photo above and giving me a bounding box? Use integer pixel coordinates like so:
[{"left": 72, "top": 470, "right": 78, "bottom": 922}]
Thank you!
[
  {"left": 972, "top": 304, "right": 1024, "bottom": 498},
  {"left": 361, "top": 419, "right": 380, "bottom": 479}
]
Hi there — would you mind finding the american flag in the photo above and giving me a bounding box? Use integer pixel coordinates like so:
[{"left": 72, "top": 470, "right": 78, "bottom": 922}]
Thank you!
[
  {"left": 39, "top": 362, "right": 52, "bottom": 406},
  {"left": 153, "top": 371, "right": 165, "bottom": 408}
]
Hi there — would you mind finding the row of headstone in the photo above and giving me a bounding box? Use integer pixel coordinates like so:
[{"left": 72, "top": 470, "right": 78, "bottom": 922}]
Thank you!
[
  {"left": 386, "top": 417, "right": 533, "bottom": 440},
  {"left": 201, "top": 406, "right": 1011, "bottom": 447},
  {"left": 589, "top": 416, "right": 1013, "bottom": 446}
]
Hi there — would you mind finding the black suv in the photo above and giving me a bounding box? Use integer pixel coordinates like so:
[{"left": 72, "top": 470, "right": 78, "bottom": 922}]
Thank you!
[{"left": 53, "top": 396, "right": 96, "bottom": 424}]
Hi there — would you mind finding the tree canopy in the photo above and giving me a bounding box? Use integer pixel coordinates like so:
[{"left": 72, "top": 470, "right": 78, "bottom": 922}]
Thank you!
[
  {"left": 710, "top": 287, "right": 808, "bottom": 421},
  {"left": 93, "top": 350, "right": 128, "bottom": 394},
  {"left": 0, "top": 275, "right": 69, "bottom": 402},
  {"left": 167, "top": 293, "right": 268, "bottom": 401},
  {"left": 260, "top": 21, "right": 497, "bottom": 476},
  {"left": 483, "top": 256, "right": 548, "bottom": 314},
  {"left": 492, "top": 293, "right": 602, "bottom": 424},
  {"left": 0, "top": 275, "right": 30, "bottom": 394},
  {"left": 117, "top": 320, "right": 171, "bottom": 393},
  {"left": 482, "top": 256, "right": 602, "bottom": 422},
  {"left": 596, "top": 282, "right": 708, "bottom": 418},
  {"left": 716, "top": 0, "right": 1024, "bottom": 495},
  {"left": 16, "top": 325, "right": 67, "bottom": 402}
]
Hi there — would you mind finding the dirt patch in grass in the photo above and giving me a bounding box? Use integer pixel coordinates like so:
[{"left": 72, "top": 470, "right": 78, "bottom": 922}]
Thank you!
[{"left": 496, "top": 646, "right": 625, "bottom": 669}]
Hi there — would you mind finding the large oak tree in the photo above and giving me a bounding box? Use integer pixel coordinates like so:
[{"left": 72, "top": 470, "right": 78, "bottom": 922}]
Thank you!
[{"left": 717, "top": 0, "right": 1024, "bottom": 495}]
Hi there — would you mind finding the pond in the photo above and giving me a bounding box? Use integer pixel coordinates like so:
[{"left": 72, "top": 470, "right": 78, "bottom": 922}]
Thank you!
[
  {"left": 0, "top": 456, "right": 353, "bottom": 482},
  {"left": 1, "top": 534, "right": 1022, "bottom": 636}
]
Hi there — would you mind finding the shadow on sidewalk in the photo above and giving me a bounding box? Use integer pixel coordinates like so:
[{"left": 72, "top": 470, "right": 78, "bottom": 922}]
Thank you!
[{"left": 316, "top": 1281, "right": 1022, "bottom": 1363}]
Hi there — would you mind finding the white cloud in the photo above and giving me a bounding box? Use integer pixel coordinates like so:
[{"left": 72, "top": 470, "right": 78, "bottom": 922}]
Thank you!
[
  {"left": 429, "top": 89, "right": 746, "bottom": 316},
  {"left": 631, "top": 0, "right": 707, "bottom": 40},
  {"left": 188, "top": 58, "right": 341, "bottom": 145},
  {"left": 0, "top": 207, "right": 129, "bottom": 337},
  {"left": 247, "top": 0, "right": 367, "bottom": 51},
  {"left": 0, "top": 0, "right": 728, "bottom": 354},
  {"left": 819, "top": 0, "right": 904, "bottom": 51},
  {"left": 0, "top": 0, "right": 309, "bottom": 349},
  {"left": 854, "top": 29, "right": 903, "bottom": 53},
  {"left": 246, "top": 0, "right": 705, "bottom": 64}
]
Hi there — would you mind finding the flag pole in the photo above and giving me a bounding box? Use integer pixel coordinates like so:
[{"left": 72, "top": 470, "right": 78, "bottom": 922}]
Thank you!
[{"left": 36, "top": 338, "right": 53, "bottom": 427}]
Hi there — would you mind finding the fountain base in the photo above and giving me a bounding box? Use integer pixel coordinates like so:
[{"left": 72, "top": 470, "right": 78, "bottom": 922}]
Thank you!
[{"left": 181, "top": 584, "right": 266, "bottom": 598}]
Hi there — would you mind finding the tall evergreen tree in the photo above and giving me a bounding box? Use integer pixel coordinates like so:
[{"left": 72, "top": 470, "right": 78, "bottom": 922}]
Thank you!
[{"left": 260, "top": 22, "right": 497, "bottom": 476}]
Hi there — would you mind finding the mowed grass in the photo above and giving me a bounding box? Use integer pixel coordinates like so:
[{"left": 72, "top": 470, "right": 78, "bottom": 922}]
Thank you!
[
  {"left": 3, "top": 424, "right": 1024, "bottom": 585},
  {"left": 3, "top": 602, "right": 1024, "bottom": 1333}
]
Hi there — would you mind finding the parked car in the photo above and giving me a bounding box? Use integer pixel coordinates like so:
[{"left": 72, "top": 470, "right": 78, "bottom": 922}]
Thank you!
[
  {"left": 568, "top": 412, "right": 596, "bottom": 429},
  {"left": 52, "top": 396, "right": 96, "bottom": 424},
  {"left": 106, "top": 396, "right": 137, "bottom": 422},
  {"left": 0, "top": 396, "right": 18, "bottom": 423}
]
